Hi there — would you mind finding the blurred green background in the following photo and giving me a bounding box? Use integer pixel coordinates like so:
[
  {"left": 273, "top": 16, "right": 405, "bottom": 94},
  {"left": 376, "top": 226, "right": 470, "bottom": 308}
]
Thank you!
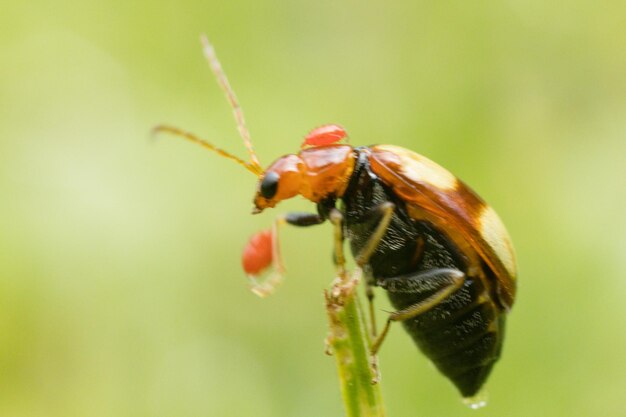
[{"left": 1, "top": 1, "right": 625, "bottom": 416}]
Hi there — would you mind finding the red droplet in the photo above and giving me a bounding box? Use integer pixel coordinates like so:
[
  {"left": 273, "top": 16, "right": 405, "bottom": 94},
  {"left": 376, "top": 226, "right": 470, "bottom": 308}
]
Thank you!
[
  {"left": 242, "top": 229, "right": 273, "bottom": 275},
  {"left": 303, "top": 124, "right": 347, "bottom": 147}
]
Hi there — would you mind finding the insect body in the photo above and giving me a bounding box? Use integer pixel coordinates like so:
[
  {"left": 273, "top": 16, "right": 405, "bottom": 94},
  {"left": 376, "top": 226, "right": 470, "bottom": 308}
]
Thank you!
[
  {"left": 156, "top": 36, "right": 517, "bottom": 399},
  {"left": 252, "top": 142, "right": 516, "bottom": 397}
]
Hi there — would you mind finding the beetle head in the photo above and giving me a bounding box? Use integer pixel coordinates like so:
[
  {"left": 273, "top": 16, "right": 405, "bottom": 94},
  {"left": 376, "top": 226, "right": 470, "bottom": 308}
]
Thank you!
[{"left": 253, "top": 154, "right": 305, "bottom": 213}]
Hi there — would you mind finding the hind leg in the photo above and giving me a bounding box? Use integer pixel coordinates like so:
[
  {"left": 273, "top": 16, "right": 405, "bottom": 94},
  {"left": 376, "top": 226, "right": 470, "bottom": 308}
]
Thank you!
[{"left": 370, "top": 268, "right": 465, "bottom": 354}]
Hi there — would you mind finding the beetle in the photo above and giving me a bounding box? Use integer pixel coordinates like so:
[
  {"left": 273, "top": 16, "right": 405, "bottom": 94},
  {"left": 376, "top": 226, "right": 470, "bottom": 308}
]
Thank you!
[{"left": 155, "top": 35, "right": 517, "bottom": 400}]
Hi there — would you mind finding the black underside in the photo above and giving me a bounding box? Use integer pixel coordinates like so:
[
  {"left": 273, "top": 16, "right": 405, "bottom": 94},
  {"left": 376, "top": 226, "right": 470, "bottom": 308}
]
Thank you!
[{"left": 336, "top": 148, "right": 505, "bottom": 398}]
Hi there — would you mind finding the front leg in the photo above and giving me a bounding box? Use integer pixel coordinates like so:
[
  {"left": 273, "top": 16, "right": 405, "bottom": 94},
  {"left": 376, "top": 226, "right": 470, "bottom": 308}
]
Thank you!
[
  {"left": 247, "top": 211, "right": 325, "bottom": 297},
  {"left": 285, "top": 212, "right": 325, "bottom": 227}
]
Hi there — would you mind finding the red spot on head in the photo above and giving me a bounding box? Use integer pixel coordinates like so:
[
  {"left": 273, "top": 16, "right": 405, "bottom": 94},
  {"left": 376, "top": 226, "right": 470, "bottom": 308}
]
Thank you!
[
  {"left": 303, "top": 124, "right": 347, "bottom": 148},
  {"left": 242, "top": 230, "right": 273, "bottom": 275}
]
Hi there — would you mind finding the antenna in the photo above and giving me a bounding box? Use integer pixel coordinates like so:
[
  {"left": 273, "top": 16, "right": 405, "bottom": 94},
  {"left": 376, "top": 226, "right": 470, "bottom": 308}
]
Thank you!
[{"left": 153, "top": 35, "right": 263, "bottom": 177}]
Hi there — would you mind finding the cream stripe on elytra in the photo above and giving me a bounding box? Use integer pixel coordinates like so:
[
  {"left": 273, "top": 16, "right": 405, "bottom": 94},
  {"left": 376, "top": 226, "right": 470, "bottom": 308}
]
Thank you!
[
  {"left": 479, "top": 205, "right": 516, "bottom": 278},
  {"left": 377, "top": 145, "right": 457, "bottom": 190}
]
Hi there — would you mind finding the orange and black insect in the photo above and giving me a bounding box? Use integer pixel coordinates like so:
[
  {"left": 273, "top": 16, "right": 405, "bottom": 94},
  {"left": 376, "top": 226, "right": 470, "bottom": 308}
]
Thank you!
[{"left": 155, "top": 36, "right": 517, "bottom": 400}]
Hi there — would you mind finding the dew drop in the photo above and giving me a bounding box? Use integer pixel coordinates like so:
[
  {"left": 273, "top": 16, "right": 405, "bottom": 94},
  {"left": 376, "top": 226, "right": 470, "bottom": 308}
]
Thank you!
[{"left": 462, "top": 390, "right": 489, "bottom": 409}]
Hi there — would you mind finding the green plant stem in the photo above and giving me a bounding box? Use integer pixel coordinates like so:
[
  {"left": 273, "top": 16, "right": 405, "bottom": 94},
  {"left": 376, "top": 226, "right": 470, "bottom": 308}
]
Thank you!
[{"left": 325, "top": 269, "right": 386, "bottom": 417}]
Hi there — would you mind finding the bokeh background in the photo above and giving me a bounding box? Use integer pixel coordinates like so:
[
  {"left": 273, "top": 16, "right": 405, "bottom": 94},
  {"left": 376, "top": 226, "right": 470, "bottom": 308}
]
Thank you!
[{"left": 1, "top": 1, "right": 625, "bottom": 416}]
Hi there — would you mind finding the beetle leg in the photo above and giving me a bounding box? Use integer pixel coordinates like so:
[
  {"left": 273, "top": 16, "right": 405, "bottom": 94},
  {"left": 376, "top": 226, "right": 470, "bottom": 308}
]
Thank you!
[
  {"left": 352, "top": 201, "right": 394, "bottom": 336},
  {"left": 364, "top": 275, "right": 378, "bottom": 337},
  {"left": 370, "top": 268, "right": 465, "bottom": 354},
  {"left": 328, "top": 209, "right": 346, "bottom": 275},
  {"left": 350, "top": 201, "right": 395, "bottom": 336},
  {"left": 247, "top": 215, "right": 286, "bottom": 297},
  {"left": 248, "top": 212, "right": 325, "bottom": 297},
  {"left": 285, "top": 212, "right": 325, "bottom": 227},
  {"left": 355, "top": 201, "right": 395, "bottom": 267},
  {"left": 328, "top": 209, "right": 383, "bottom": 382}
]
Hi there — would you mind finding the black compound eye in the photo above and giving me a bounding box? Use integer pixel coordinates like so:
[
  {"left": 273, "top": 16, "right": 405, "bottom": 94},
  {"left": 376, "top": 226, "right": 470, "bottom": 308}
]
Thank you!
[{"left": 260, "top": 172, "right": 280, "bottom": 199}]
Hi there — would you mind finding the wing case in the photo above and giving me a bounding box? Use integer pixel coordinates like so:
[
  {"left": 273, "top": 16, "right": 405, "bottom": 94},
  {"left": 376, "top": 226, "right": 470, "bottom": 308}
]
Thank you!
[{"left": 367, "top": 145, "right": 517, "bottom": 309}]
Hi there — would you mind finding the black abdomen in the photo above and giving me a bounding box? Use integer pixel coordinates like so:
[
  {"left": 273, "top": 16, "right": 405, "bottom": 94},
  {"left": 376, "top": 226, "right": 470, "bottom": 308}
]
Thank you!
[
  {"left": 341, "top": 149, "right": 505, "bottom": 397},
  {"left": 384, "top": 250, "right": 505, "bottom": 397}
]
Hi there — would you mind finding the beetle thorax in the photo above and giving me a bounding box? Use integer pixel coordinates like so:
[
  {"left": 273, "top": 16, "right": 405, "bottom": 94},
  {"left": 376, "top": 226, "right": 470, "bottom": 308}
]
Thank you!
[{"left": 253, "top": 145, "right": 356, "bottom": 212}]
